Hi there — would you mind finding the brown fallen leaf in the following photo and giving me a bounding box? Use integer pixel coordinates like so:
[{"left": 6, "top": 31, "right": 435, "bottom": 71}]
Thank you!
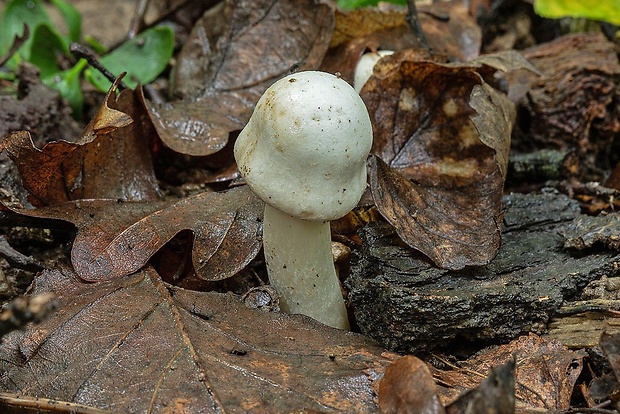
[
  {"left": 418, "top": 0, "right": 482, "bottom": 62},
  {"left": 379, "top": 355, "right": 446, "bottom": 414},
  {"left": 508, "top": 33, "right": 619, "bottom": 141},
  {"left": 593, "top": 331, "right": 620, "bottom": 405},
  {"left": 433, "top": 334, "right": 584, "bottom": 411},
  {"left": 363, "top": 50, "right": 519, "bottom": 269},
  {"left": 148, "top": 0, "right": 334, "bottom": 156},
  {"left": 6, "top": 186, "right": 262, "bottom": 282},
  {"left": 0, "top": 265, "right": 393, "bottom": 412},
  {"left": 328, "top": 1, "right": 481, "bottom": 67},
  {"left": 444, "top": 359, "right": 515, "bottom": 414},
  {"left": 506, "top": 33, "right": 619, "bottom": 183},
  {"left": 0, "top": 87, "right": 160, "bottom": 207},
  {"left": 330, "top": 6, "right": 407, "bottom": 49},
  {"left": 368, "top": 154, "right": 502, "bottom": 270},
  {"left": 601, "top": 331, "right": 620, "bottom": 382}
]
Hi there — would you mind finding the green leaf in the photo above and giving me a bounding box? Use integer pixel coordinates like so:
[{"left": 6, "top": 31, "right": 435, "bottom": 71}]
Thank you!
[
  {"left": 28, "top": 24, "right": 68, "bottom": 78},
  {"left": 49, "top": 0, "right": 82, "bottom": 44},
  {"left": 0, "top": 0, "right": 51, "bottom": 58},
  {"left": 534, "top": 0, "right": 620, "bottom": 25},
  {"left": 42, "top": 58, "right": 87, "bottom": 118},
  {"left": 85, "top": 26, "right": 174, "bottom": 91}
]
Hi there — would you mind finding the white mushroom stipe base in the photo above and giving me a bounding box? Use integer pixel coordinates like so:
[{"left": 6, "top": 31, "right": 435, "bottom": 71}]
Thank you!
[{"left": 234, "top": 71, "right": 373, "bottom": 330}]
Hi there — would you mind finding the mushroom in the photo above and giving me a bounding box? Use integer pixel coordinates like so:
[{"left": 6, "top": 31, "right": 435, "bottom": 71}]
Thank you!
[
  {"left": 353, "top": 50, "right": 394, "bottom": 93},
  {"left": 234, "top": 71, "right": 373, "bottom": 330}
]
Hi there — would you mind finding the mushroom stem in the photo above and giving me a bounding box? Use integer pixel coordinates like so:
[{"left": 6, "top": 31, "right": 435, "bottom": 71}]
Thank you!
[{"left": 263, "top": 204, "right": 350, "bottom": 330}]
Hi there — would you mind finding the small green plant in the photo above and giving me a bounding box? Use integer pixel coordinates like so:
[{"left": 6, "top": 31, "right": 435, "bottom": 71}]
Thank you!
[
  {"left": 0, "top": 0, "right": 174, "bottom": 118},
  {"left": 534, "top": 0, "right": 620, "bottom": 26}
]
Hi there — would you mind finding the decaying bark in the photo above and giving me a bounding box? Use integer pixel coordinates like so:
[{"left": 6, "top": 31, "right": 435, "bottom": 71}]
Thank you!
[{"left": 347, "top": 190, "right": 620, "bottom": 355}]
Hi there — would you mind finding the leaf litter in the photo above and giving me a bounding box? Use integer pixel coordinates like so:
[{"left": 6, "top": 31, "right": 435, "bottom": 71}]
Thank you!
[
  {"left": 0, "top": 84, "right": 159, "bottom": 207},
  {"left": 0, "top": 265, "right": 393, "bottom": 413},
  {"left": 4, "top": 185, "right": 262, "bottom": 282},
  {"left": 0, "top": 0, "right": 619, "bottom": 412},
  {"left": 363, "top": 50, "right": 530, "bottom": 269},
  {"left": 146, "top": 0, "right": 335, "bottom": 156}
]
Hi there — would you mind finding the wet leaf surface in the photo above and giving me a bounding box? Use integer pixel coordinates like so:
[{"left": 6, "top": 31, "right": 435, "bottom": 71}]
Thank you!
[
  {"left": 148, "top": 0, "right": 334, "bottom": 156},
  {"left": 7, "top": 186, "right": 262, "bottom": 282},
  {"left": 0, "top": 265, "right": 392, "bottom": 413},
  {"left": 0, "top": 87, "right": 160, "bottom": 206}
]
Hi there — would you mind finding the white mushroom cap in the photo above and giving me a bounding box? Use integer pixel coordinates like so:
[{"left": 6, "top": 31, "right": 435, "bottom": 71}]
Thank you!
[
  {"left": 234, "top": 71, "right": 373, "bottom": 222},
  {"left": 353, "top": 50, "right": 394, "bottom": 93}
]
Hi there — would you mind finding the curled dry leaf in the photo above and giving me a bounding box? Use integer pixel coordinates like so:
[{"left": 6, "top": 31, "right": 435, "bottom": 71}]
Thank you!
[
  {"left": 147, "top": 0, "right": 334, "bottom": 156},
  {"left": 363, "top": 50, "right": 516, "bottom": 269},
  {"left": 0, "top": 87, "right": 160, "bottom": 207},
  {"left": 78, "top": 74, "right": 132, "bottom": 144},
  {"left": 7, "top": 186, "right": 262, "bottom": 282},
  {"left": 0, "top": 265, "right": 392, "bottom": 412}
]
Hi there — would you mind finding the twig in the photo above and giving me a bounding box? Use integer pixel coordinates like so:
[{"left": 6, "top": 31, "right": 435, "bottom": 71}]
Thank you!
[
  {"left": 0, "top": 236, "right": 43, "bottom": 272},
  {"left": 405, "top": 0, "right": 430, "bottom": 51},
  {"left": 565, "top": 400, "right": 617, "bottom": 413},
  {"left": 69, "top": 42, "right": 128, "bottom": 90},
  {"left": 143, "top": 83, "right": 165, "bottom": 105},
  {"left": 128, "top": 0, "right": 151, "bottom": 39},
  {"left": 0, "top": 392, "right": 109, "bottom": 414}
]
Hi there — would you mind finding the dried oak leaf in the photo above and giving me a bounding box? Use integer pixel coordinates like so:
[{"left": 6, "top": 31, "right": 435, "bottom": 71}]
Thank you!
[
  {"left": 147, "top": 0, "right": 334, "bottom": 156},
  {"left": 7, "top": 186, "right": 262, "bottom": 282},
  {"left": 0, "top": 87, "right": 160, "bottom": 207},
  {"left": 364, "top": 50, "right": 517, "bottom": 270},
  {"left": 0, "top": 265, "right": 392, "bottom": 412}
]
